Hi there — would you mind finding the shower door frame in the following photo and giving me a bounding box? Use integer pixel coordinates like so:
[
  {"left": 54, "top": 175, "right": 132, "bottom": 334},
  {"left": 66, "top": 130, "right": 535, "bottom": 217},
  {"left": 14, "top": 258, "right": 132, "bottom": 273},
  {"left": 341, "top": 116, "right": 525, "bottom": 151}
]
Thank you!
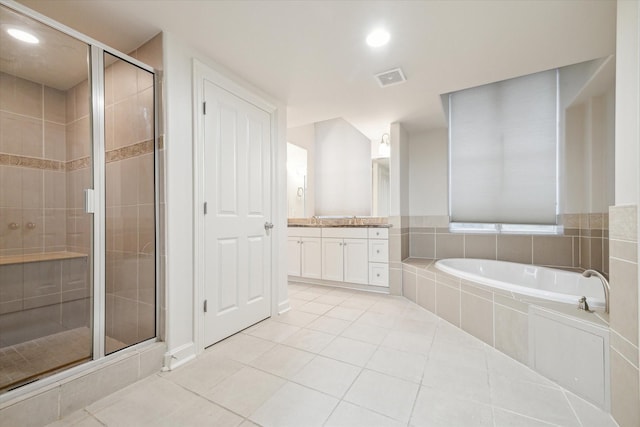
[{"left": 0, "top": 0, "right": 160, "bottom": 400}]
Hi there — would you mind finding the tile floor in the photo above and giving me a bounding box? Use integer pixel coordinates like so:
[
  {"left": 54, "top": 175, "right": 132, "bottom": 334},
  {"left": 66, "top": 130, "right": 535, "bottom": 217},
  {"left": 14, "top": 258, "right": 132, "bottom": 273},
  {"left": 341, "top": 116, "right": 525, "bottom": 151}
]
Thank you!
[{"left": 47, "top": 283, "right": 618, "bottom": 427}]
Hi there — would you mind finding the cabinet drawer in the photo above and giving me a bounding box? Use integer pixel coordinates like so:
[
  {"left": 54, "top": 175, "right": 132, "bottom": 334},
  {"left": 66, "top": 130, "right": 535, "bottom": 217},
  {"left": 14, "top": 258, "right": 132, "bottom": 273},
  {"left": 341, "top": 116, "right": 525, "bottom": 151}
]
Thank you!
[
  {"left": 369, "top": 240, "right": 388, "bottom": 263},
  {"left": 322, "top": 227, "right": 368, "bottom": 239},
  {"left": 288, "top": 227, "right": 321, "bottom": 238},
  {"left": 369, "top": 263, "right": 389, "bottom": 287},
  {"left": 368, "top": 228, "right": 389, "bottom": 239}
]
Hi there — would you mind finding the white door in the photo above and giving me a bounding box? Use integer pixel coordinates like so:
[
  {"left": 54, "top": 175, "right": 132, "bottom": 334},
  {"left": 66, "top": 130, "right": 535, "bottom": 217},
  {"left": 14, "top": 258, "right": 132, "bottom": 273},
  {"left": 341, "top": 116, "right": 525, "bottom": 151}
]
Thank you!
[
  {"left": 322, "top": 238, "right": 344, "bottom": 282},
  {"left": 203, "top": 80, "right": 272, "bottom": 347},
  {"left": 300, "top": 237, "right": 322, "bottom": 279},
  {"left": 344, "top": 238, "right": 369, "bottom": 284}
]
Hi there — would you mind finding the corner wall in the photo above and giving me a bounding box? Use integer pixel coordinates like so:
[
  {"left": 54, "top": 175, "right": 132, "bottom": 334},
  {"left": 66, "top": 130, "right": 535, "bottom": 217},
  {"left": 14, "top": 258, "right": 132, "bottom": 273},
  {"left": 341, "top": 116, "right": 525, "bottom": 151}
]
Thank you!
[
  {"left": 609, "top": 1, "right": 640, "bottom": 426},
  {"left": 314, "top": 118, "right": 371, "bottom": 216},
  {"left": 389, "top": 122, "right": 410, "bottom": 295}
]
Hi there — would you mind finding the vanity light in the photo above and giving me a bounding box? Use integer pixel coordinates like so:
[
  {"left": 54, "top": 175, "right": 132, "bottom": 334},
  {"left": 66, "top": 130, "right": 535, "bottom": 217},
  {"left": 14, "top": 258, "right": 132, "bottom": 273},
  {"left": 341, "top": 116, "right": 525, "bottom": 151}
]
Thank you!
[
  {"left": 366, "top": 28, "right": 390, "bottom": 47},
  {"left": 7, "top": 28, "right": 39, "bottom": 44}
]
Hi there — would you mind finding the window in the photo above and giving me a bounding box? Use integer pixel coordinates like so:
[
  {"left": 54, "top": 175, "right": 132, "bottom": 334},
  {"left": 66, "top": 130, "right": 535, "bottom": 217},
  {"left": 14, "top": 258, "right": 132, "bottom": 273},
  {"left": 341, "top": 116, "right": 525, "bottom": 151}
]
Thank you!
[{"left": 448, "top": 69, "right": 559, "bottom": 230}]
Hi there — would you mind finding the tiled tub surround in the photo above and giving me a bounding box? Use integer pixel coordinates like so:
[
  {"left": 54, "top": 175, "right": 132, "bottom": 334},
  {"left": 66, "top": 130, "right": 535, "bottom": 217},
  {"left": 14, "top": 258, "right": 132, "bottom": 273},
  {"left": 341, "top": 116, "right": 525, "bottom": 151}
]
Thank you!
[
  {"left": 608, "top": 204, "right": 639, "bottom": 427},
  {"left": 401, "top": 258, "right": 611, "bottom": 409},
  {"left": 407, "top": 213, "right": 610, "bottom": 276}
]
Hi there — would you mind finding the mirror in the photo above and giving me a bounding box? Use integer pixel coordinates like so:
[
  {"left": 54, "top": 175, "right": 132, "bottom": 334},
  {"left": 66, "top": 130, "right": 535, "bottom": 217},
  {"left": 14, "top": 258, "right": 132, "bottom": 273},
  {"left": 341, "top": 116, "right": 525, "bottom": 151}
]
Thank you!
[
  {"left": 287, "top": 118, "right": 390, "bottom": 218},
  {"left": 287, "top": 142, "right": 307, "bottom": 218},
  {"left": 372, "top": 158, "right": 390, "bottom": 217}
]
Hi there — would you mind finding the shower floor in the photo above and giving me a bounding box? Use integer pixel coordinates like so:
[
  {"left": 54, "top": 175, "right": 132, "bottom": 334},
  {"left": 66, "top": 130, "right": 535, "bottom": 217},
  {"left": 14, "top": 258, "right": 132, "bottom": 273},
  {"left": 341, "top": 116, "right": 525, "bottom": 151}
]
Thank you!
[{"left": 0, "top": 327, "right": 125, "bottom": 393}]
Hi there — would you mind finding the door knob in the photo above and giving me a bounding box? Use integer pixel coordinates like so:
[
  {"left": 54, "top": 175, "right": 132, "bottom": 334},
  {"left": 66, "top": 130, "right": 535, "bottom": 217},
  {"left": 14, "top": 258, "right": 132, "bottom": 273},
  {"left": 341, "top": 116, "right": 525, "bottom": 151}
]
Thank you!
[{"left": 264, "top": 222, "right": 274, "bottom": 235}]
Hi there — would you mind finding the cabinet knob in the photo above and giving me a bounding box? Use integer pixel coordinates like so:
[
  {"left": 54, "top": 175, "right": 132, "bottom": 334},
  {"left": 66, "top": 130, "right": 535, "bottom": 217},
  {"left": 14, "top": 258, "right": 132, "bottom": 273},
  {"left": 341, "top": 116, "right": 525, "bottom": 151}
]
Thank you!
[
  {"left": 376, "top": 250, "right": 380, "bottom": 254},
  {"left": 377, "top": 273, "right": 380, "bottom": 277}
]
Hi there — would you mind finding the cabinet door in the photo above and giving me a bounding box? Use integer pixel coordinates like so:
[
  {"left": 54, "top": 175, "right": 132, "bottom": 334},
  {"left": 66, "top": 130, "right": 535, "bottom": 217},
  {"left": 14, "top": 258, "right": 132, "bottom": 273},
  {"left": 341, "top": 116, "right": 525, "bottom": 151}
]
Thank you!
[
  {"left": 343, "top": 238, "right": 369, "bottom": 284},
  {"left": 322, "top": 238, "right": 344, "bottom": 282},
  {"left": 287, "top": 237, "right": 301, "bottom": 276},
  {"left": 301, "top": 237, "right": 322, "bottom": 279}
]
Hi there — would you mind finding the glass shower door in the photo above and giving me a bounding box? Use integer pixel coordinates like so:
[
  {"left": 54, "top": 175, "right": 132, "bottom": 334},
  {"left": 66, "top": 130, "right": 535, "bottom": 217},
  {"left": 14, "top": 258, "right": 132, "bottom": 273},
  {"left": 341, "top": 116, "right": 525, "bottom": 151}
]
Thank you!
[
  {"left": 0, "top": 4, "right": 93, "bottom": 392},
  {"left": 103, "top": 53, "right": 156, "bottom": 354}
]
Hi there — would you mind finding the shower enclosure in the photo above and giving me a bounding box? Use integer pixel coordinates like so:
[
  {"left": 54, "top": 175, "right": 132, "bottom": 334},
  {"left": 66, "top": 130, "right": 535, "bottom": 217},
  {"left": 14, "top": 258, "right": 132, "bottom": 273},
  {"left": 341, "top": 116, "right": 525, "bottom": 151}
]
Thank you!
[{"left": 0, "top": 3, "right": 157, "bottom": 393}]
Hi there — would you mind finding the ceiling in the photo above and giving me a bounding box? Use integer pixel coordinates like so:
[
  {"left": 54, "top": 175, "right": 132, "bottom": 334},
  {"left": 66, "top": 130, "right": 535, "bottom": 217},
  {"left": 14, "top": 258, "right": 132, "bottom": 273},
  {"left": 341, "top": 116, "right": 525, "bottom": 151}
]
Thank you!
[{"left": 13, "top": 0, "right": 616, "bottom": 139}]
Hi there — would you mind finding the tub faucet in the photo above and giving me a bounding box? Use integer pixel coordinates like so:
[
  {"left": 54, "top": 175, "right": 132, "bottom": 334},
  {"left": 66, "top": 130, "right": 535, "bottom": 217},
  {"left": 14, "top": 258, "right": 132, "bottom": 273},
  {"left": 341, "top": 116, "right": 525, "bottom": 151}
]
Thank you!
[
  {"left": 582, "top": 269, "right": 610, "bottom": 314},
  {"left": 577, "top": 296, "right": 591, "bottom": 312}
]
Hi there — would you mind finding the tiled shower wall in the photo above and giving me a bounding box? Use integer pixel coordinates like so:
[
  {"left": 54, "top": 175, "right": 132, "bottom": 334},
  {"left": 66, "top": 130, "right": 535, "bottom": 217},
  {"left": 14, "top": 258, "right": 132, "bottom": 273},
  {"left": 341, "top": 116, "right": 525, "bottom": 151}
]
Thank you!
[
  {"left": 0, "top": 71, "right": 70, "bottom": 256},
  {"left": 608, "top": 204, "right": 639, "bottom": 426},
  {"left": 405, "top": 214, "right": 609, "bottom": 275}
]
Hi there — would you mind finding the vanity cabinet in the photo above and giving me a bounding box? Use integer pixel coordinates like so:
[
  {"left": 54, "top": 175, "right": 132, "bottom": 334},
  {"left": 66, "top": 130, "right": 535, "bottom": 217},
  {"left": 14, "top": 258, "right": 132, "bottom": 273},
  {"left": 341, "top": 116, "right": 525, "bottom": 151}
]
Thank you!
[
  {"left": 287, "top": 228, "right": 322, "bottom": 279},
  {"left": 321, "top": 228, "right": 369, "bottom": 285},
  {"left": 321, "top": 237, "right": 369, "bottom": 284},
  {"left": 287, "top": 226, "right": 389, "bottom": 288}
]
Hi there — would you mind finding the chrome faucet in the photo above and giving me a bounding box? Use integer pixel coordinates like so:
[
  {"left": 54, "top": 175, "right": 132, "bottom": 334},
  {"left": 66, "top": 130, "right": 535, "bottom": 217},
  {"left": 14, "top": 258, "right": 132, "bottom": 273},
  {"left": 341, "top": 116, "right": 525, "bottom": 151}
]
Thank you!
[{"left": 582, "top": 269, "right": 610, "bottom": 314}]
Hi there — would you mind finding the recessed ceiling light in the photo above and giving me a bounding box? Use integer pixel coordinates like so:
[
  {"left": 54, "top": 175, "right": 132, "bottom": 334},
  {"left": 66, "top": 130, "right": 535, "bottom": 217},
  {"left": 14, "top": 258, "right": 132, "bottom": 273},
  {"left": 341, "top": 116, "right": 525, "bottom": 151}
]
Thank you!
[
  {"left": 366, "top": 29, "right": 390, "bottom": 47},
  {"left": 7, "top": 28, "right": 39, "bottom": 44}
]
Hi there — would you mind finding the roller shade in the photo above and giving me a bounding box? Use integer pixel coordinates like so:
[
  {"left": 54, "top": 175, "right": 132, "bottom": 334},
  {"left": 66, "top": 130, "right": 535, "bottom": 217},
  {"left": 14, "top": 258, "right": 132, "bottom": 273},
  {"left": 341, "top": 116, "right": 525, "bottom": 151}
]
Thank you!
[{"left": 449, "top": 69, "right": 558, "bottom": 225}]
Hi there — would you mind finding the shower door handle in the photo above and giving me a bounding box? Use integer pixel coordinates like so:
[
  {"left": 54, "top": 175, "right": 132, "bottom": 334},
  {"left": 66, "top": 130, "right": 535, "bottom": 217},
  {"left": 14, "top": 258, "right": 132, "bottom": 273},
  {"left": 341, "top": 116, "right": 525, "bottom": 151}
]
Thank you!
[{"left": 84, "top": 189, "right": 95, "bottom": 214}]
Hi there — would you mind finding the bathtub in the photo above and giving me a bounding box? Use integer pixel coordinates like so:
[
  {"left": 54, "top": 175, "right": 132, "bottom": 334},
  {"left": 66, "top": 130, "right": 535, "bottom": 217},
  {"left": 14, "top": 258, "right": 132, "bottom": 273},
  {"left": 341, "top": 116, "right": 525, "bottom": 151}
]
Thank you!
[{"left": 434, "top": 258, "right": 606, "bottom": 309}]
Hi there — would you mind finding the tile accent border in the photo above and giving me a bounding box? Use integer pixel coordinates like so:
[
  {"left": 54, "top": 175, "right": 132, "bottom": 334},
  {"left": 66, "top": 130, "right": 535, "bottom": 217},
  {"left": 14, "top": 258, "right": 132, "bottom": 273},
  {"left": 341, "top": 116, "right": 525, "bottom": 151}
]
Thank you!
[
  {"left": 0, "top": 139, "right": 156, "bottom": 173},
  {"left": 105, "top": 139, "right": 155, "bottom": 163},
  {"left": 0, "top": 153, "right": 65, "bottom": 171}
]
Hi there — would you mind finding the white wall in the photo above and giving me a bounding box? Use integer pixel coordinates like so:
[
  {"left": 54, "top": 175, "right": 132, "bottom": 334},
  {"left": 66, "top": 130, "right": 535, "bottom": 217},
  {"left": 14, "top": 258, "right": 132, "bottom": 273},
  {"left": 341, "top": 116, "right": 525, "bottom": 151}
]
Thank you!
[
  {"left": 564, "top": 85, "right": 616, "bottom": 214},
  {"left": 315, "top": 118, "right": 372, "bottom": 216},
  {"left": 163, "top": 32, "right": 196, "bottom": 365},
  {"left": 163, "top": 32, "right": 288, "bottom": 368},
  {"left": 390, "top": 122, "right": 410, "bottom": 217},
  {"left": 615, "top": 0, "right": 640, "bottom": 205},
  {"left": 287, "top": 124, "right": 315, "bottom": 216},
  {"left": 408, "top": 128, "right": 449, "bottom": 216}
]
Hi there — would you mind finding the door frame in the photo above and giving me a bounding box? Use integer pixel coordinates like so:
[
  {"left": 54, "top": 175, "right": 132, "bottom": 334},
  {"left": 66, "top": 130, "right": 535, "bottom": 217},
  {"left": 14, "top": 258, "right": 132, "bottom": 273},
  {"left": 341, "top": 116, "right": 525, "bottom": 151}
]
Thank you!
[{"left": 192, "top": 59, "right": 280, "bottom": 353}]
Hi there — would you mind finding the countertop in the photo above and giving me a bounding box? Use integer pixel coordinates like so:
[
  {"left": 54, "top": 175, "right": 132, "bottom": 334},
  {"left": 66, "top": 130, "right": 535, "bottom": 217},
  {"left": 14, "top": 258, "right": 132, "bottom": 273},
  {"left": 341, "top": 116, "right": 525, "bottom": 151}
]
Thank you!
[
  {"left": 288, "top": 224, "right": 392, "bottom": 228},
  {"left": 288, "top": 217, "right": 391, "bottom": 228}
]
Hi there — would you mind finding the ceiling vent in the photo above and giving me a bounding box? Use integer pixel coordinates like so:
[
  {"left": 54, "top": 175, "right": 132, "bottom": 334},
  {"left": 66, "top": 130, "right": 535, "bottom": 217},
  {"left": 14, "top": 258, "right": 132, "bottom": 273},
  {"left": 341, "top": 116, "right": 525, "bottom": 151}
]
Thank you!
[{"left": 375, "top": 68, "right": 406, "bottom": 87}]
